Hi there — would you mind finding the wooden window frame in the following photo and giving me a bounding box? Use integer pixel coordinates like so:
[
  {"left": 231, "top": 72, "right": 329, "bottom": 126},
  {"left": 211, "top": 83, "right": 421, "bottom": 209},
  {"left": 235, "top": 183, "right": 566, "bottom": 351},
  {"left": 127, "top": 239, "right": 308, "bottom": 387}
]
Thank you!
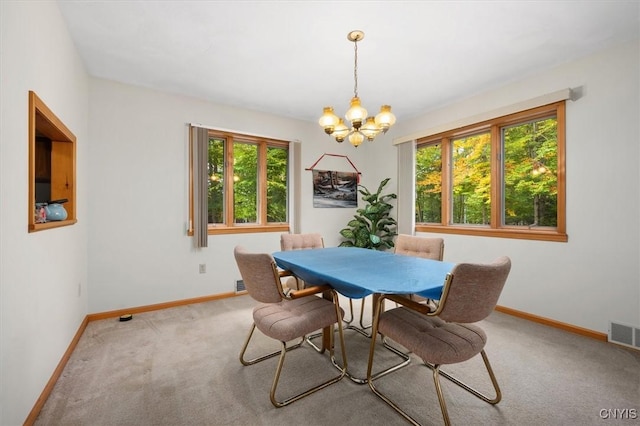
[
  {"left": 28, "top": 91, "right": 77, "bottom": 232},
  {"left": 188, "top": 129, "right": 290, "bottom": 235},
  {"left": 415, "top": 101, "right": 567, "bottom": 242}
]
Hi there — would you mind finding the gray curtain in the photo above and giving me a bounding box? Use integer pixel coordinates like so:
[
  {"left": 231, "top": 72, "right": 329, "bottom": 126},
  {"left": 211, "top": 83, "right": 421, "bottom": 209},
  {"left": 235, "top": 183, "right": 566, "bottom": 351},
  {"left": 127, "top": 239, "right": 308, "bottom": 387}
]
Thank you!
[
  {"left": 289, "top": 141, "right": 301, "bottom": 234},
  {"left": 396, "top": 140, "right": 416, "bottom": 236},
  {"left": 192, "top": 126, "right": 209, "bottom": 248}
]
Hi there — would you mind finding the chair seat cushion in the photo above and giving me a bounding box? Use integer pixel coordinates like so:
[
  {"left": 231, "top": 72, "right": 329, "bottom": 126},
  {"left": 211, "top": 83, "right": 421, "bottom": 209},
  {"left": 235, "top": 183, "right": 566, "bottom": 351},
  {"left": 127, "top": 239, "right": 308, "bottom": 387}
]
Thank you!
[
  {"left": 253, "top": 295, "right": 340, "bottom": 342},
  {"left": 378, "top": 307, "right": 486, "bottom": 365}
]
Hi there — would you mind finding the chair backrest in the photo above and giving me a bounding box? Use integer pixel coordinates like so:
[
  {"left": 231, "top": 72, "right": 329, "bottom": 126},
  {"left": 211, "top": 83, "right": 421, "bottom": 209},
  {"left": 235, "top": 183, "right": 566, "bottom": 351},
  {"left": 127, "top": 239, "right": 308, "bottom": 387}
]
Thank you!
[
  {"left": 234, "top": 246, "right": 283, "bottom": 303},
  {"left": 280, "top": 233, "right": 324, "bottom": 251},
  {"left": 394, "top": 234, "right": 444, "bottom": 261},
  {"left": 437, "top": 256, "right": 511, "bottom": 324}
]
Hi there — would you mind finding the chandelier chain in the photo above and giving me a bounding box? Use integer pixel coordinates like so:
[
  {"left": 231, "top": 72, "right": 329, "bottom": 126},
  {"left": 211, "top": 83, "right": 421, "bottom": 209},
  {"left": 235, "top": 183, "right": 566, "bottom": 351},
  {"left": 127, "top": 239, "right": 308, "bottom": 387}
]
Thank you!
[{"left": 353, "top": 39, "right": 358, "bottom": 98}]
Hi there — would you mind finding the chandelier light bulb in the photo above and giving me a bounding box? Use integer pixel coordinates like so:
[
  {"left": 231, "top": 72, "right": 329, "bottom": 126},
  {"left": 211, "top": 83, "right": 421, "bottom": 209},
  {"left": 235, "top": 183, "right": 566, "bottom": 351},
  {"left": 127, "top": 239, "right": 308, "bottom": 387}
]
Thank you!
[
  {"left": 333, "top": 119, "right": 349, "bottom": 143},
  {"left": 345, "top": 97, "right": 367, "bottom": 130},
  {"left": 375, "top": 105, "right": 397, "bottom": 133},
  {"left": 361, "top": 117, "right": 381, "bottom": 141},
  {"left": 348, "top": 131, "right": 365, "bottom": 147},
  {"left": 319, "top": 107, "right": 339, "bottom": 135}
]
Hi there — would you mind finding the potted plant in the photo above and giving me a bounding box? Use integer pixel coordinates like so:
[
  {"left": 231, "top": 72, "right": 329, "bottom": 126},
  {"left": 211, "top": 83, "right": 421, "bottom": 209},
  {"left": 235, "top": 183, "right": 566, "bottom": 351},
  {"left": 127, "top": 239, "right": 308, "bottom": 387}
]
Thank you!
[{"left": 339, "top": 178, "right": 398, "bottom": 250}]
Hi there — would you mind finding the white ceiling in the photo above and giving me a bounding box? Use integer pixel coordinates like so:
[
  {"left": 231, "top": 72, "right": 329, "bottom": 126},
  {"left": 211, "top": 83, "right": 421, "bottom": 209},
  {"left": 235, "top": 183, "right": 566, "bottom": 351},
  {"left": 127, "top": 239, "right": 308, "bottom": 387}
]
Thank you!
[{"left": 57, "top": 1, "right": 639, "bottom": 123}]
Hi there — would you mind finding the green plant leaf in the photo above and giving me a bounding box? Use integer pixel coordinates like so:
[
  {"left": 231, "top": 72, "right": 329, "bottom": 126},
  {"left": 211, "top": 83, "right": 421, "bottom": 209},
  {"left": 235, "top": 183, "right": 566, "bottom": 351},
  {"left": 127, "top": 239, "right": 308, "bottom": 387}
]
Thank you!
[{"left": 340, "top": 229, "right": 354, "bottom": 239}]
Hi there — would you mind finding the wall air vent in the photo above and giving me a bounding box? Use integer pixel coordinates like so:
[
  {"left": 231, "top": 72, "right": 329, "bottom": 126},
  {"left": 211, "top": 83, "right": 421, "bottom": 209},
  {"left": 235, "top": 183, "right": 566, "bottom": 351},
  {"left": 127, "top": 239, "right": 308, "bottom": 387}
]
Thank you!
[
  {"left": 235, "top": 279, "right": 246, "bottom": 293},
  {"left": 608, "top": 321, "right": 640, "bottom": 350}
]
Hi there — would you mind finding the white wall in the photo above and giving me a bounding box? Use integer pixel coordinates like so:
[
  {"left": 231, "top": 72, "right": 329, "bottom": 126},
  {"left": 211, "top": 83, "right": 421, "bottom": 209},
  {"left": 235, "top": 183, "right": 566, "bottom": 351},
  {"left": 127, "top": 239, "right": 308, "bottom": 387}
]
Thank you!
[
  {"left": 382, "top": 40, "right": 640, "bottom": 333},
  {"left": 87, "top": 79, "right": 369, "bottom": 313},
  {"left": 0, "top": 2, "right": 90, "bottom": 425}
]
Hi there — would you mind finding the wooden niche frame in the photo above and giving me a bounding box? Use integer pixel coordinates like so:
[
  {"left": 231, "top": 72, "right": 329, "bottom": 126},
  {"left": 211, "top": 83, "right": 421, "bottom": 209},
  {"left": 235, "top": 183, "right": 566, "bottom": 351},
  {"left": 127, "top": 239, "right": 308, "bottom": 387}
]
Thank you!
[{"left": 28, "top": 91, "right": 77, "bottom": 232}]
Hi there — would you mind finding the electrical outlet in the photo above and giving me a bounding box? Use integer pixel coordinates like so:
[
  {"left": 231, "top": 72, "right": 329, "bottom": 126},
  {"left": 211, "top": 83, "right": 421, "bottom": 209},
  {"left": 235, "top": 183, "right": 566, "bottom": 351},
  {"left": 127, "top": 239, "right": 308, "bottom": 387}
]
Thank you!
[{"left": 199, "top": 264, "right": 206, "bottom": 274}]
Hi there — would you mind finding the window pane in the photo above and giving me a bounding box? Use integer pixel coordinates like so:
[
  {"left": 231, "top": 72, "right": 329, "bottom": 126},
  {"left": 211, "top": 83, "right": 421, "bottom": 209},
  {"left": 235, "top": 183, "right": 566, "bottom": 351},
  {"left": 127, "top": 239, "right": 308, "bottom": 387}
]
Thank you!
[
  {"left": 452, "top": 133, "right": 491, "bottom": 225},
  {"left": 233, "top": 142, "right": 258, "bottom": 223},
  {"left": 207, "top": 138, "right": 225, "bottom": 224},
  {"left": 503, "top": 117, "right": 557, "bottom": 227},
  {"left": 266, "top": 146, "right": 288, "bottom": 223},
  {"left": 415, "top": 143, "right": 442, "bottom": 223}
]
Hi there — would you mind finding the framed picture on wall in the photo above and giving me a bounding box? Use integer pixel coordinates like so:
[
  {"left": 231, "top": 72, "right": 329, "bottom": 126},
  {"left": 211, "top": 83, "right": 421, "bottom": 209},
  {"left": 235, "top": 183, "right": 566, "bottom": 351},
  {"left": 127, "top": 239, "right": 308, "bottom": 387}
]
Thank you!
[{"left": 312, "top": 170, "right": 358, "bottom": 208}]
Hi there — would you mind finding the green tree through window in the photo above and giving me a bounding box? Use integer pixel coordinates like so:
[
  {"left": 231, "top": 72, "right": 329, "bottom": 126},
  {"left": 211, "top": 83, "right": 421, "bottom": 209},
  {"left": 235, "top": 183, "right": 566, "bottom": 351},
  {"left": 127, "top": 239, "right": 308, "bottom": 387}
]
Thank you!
[
  {"left": 415, "top": 143, "right": 442, "bottom": 223},
  {"left": 503, "top": 118, "right": 558, "bottom": 226},
  {"left": 414, "top": 101, "right": 566, "bottom": 242},
  {"left": 208, "top": 138, "right": 224, "bottom": 224},
  {"left": 266, "top": 146, "right": 288, "bottom": 222},
  {"left": 192, "top": 129, "right": 289, "bottom": 234},
  {"left": 452, "top": 133, "right": 491, "bottom": 225}
]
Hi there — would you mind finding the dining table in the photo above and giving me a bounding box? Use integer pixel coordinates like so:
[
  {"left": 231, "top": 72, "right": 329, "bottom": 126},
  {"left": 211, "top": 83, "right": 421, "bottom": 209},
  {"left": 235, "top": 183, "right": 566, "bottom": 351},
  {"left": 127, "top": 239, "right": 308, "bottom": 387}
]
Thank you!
[
  {"left": 272, "top": 246, "right": 454, "bottom": 300},
  {"left": 272, "top": 246, "right": 455, "bottom": 383}
]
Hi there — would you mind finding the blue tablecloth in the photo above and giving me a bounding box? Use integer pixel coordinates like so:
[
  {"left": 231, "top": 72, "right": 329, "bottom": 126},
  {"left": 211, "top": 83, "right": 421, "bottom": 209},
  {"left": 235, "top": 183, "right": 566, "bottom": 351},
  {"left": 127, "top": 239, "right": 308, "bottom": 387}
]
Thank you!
[{"left": 273, "top": 247, "right": 454, "bottom": 299}]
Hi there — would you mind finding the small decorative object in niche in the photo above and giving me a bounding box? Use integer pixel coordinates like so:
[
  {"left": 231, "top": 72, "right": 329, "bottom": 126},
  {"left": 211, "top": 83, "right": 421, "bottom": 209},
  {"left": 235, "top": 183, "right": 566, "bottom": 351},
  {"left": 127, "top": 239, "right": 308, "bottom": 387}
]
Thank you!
[
  {"left": 44, "top": 199, "right": 68, "bottom": 221},
  {"left": 312, "top": 170, "right": 358, "bottom": 208}
]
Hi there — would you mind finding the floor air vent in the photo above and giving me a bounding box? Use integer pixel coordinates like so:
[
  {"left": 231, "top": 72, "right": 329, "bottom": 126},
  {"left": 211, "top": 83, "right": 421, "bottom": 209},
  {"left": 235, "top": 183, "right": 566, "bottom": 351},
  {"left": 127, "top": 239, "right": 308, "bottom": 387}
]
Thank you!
[
  {"left": 235, "top": 279, "right": 246, "bottom": 293},
  {"left": 609, "top": 321, "right": 640, "bottom": 350}
]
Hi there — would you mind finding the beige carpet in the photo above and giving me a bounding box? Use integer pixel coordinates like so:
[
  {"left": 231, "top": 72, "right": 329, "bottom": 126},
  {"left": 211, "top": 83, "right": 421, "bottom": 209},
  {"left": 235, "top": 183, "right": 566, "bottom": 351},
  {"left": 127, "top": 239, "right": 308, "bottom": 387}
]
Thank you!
[{"left": 35, "top": 295, "right": 640, "bottom": 425}]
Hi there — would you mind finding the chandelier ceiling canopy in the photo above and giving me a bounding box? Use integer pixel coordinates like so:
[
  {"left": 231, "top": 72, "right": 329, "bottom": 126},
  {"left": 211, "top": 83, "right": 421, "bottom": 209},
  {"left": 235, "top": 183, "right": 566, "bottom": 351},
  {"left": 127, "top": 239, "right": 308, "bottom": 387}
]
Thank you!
[{"left": 318, "top": 30, "right": 396, "bottom": 148}]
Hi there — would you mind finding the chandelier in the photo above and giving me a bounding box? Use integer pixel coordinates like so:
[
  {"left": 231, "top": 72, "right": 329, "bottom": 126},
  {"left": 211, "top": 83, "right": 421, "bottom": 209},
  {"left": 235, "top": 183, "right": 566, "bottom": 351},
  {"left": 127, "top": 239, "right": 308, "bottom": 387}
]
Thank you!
[{"left": 318, "top": 30, "right": 396, "bottom": 147}]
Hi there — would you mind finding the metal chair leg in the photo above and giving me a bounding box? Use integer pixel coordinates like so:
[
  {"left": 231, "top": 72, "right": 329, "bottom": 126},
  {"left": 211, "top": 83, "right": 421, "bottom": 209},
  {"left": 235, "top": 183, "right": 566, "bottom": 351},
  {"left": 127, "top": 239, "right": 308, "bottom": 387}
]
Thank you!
[
  {"left": 239, "top": 323, "right": 304, "bottom": 366},
  {"left": 366, "top": 293, "right": 502, "bottom": 425},
  {"left": 270, "top": 340, "right": 346, "bottom": 407},
  {"left": 368, "top": 347, "right": 502, "bottom": 425},
  {"left": 366, "top": 301, "right": 421, "bottom": 425},
  {"left": 357, "top": 296, "right": 372, "bottom": 332},
  {"left": 343, "top": 298, "right": 355, "bottom": 324},
  {"left": 429, "top": 353, "right": 500, "bottom": 426},
  {"left": 425, "top": 350, "right": 502, "bottom": 405},
  {"left": 241, "top": 295, "right": 349, "bottom": 407},
  {"left": 432, "top": 365, "right": 451, "bottom": 426},
  {"left": 270, "top": 300, "right": 348, "bottom": 407},
  {"left": 331, "top": 295, "right": 409, "bottom": 384},
  {"left": 345, "top": 296, "right": 374, "bottom": 338}
]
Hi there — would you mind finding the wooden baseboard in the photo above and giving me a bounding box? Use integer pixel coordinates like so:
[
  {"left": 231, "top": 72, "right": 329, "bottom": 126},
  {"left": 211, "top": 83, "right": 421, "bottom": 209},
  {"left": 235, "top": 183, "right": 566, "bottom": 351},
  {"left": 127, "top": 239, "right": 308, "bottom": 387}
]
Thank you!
[
  {"left": 495, "top": 305, "right": 607, "bottom": 341},
  {"left": 23, "top": 315, "right": 89, "bottom": 426},
  {"left": 86, "top": 291, "right": 245, "bottom": 321}
]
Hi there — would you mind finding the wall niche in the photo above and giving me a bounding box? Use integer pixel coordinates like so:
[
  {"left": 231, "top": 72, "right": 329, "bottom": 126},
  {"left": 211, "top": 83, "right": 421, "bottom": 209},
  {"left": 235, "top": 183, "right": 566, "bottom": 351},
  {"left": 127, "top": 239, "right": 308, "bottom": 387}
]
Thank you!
[{"left": 28, "top": 91, "right": 77, "bottom": 232}]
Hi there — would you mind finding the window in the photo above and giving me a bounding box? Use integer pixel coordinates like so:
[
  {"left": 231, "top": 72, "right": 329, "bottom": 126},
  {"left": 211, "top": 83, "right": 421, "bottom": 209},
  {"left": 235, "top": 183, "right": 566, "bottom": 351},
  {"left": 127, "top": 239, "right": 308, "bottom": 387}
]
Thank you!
[
  {"left": 190, "top": 129, "right": 289, "bottom": 235},
  {"left": 415, "top": 101, "right": 566, "bottom": 242}
]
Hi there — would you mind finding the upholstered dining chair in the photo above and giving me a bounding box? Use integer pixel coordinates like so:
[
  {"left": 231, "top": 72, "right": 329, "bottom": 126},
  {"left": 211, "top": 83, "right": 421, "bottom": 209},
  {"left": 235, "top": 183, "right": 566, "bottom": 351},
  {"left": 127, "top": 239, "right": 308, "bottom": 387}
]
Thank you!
[
  {"left": 279, "top": 233, "right": 324, "bottom": 292},
  {"left": 359, "top": 235, "right": 445, "bottom": 328},
  {"left": 366, "top": 256, "right": 512, "bottom": 426},
  {"left": 394, "top": 234, "right": 444, "bottom": 303},
  {"left": 280, "top": 233, "right": 356, "bottom": 325},
  {"left": 394, "top": 234, "right": 444, "bottom": 261},
  {"left": 234, "top": 246, "right": 348, "bottom": 407}
]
